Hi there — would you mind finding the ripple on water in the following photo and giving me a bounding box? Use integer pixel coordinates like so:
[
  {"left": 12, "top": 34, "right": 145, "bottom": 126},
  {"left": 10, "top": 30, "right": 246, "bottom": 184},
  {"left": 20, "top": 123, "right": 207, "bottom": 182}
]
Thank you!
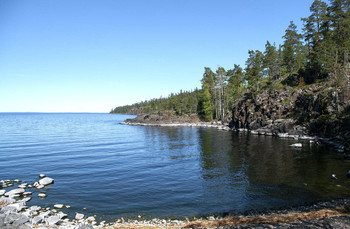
[{"left": 1, "top": 113, "right": 350, "bottom": 220}]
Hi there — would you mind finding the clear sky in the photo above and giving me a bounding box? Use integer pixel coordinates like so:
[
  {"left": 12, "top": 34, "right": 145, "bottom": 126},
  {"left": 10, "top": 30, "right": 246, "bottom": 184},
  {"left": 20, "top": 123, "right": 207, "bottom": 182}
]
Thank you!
[{"left": 0, "top": 0, "right": 316, "bottom": 113}]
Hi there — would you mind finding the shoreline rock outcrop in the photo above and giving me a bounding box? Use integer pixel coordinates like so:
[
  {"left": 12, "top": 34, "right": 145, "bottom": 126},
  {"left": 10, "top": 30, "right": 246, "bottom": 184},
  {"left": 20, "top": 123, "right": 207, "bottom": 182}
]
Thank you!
[{"left": 122, "top": 84, "right": 349, "bottom": 153}]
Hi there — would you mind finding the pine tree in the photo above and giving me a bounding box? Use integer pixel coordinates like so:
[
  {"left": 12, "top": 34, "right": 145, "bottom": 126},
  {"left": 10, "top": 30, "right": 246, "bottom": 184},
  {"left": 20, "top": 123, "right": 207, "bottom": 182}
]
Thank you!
[
  {"left": 263, "top": 41, "right": 279, "bottom": 79},
  {"left": 329, "top": 0, "right": 350, "bottom": 70},
  {"left": 227, "top": 64, "right": 245, "bottom": 105},
  {"left": 302, "top": 0, "right": 329, "bottom": 78},
  {"left": 282, "top": 21, "right": 305, "bottom": 73},
  {"left": 199, "top": 83, "right": 213, "bottom": 121},
  {"left": 245, "top": 50, "right": 264, "bottom": 92}
]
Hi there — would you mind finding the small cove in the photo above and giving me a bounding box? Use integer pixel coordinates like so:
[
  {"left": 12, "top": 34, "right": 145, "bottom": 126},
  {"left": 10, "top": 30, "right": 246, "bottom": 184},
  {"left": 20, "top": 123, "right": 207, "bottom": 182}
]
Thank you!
[{"left": 1, "top": 113, "right": 350, "bottom": 222}]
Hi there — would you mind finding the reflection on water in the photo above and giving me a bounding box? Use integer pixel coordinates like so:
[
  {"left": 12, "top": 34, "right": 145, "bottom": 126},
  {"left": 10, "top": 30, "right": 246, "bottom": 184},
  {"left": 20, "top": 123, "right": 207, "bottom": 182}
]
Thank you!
[
  {"left": 197, "top": 128, "right": 350, "bottom": 212},
  {"left": 1, "top": 113, "right": 350, "bottom": 219}
]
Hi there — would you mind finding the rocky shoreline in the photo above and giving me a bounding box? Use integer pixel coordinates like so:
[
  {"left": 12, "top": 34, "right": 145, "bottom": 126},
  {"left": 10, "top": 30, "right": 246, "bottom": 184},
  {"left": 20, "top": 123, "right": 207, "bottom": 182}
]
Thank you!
[
  {"left": 3, "top": 175, "right": 350, "bottom": 228},
  {"left": 121, "top": 115, "right": 350, "bottom": 154}
]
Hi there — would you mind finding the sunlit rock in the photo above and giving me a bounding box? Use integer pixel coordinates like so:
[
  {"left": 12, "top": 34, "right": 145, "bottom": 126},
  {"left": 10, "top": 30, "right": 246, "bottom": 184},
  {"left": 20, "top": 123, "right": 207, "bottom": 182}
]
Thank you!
[
  {"left": 75, "top": 213, "right": 84, "bottom": 220},
  {"left": 38, "top": 193, "right": 47, "bottom": 198},
  {"left": 54, "top": 204, "right": 64, "bottom": 209},
  {"left": 5, "top": 188, "right": 25, "bottom": 197},
  {"left": 290, "top": 143, "right": 302, "bottom": 147},
  {"left": 38, "top": 177, "right": 54, "bottom": 186}
]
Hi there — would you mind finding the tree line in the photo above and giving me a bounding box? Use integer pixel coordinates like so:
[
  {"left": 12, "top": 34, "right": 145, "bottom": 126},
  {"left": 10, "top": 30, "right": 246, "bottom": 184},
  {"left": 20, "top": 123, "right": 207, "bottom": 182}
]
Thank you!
[{"left": 111, "top": 0, "right": 350, "bottom": 121}]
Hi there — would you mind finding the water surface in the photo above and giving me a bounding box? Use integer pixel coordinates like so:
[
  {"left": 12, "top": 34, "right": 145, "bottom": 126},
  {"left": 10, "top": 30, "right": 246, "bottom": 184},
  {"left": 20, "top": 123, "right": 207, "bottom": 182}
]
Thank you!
[{"left": 1, "top": 113, "right": 350, "bottom": 220}]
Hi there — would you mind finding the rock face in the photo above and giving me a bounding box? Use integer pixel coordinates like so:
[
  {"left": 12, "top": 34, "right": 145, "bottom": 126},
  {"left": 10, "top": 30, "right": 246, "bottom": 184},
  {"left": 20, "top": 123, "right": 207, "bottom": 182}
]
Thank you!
[{"left": 229, "top": 85, "right": 350, "bottom": 151}]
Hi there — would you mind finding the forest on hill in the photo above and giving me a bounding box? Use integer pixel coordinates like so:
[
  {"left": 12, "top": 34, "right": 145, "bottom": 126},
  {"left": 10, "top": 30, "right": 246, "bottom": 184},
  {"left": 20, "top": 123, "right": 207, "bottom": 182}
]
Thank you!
[{"left": 111, "top": 0, "right": 350, "bottom": 122}]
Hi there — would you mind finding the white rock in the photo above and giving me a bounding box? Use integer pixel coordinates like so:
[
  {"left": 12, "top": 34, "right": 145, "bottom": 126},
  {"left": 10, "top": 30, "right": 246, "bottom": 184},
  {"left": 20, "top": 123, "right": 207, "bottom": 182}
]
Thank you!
[
  {"left": 87, "top": 216, "right": 95, "bottom": 222},
  {"left": 7, "top": 203, "right": 24, "bottom": 212},
  {"left": 57, "top": 212, "right": 68, "bottom": 219},
  {"left": 47, "top": 215, "right": 61, "bottom": 226},
  {"left": 38, "top": 193, "right": 47, "bottom": 198},
  {"left": 0, "top": 190, "right": 5, "bottom": 196},
  {"left": 278, "top": 133, "right": 289, "bottom": 138},
  {"left": 36, "top": 184, "right": 45, "bottom": 189},
  {"left": 75, "top": 213, "right": 84, "bottom": 220},
  {"left": 14, "top": 179, "right": 21, "bottom": 183},
  {"left": 29, "top": 206, "right": 41, "bottom": 211},
  {"left": 38, "top": 177, "right": 54, "bottom": 186},
  {"left": 5, "top": 188, "right": 25, "bottom": 197},
  {"left": 0, "top": 196, "right": 16, "bottom": 205},
  {"left": 40, "top": 210, "right": 52, "bottom": 218},
  {"left": 23, "top": 192, "right": 32, "bottom": 196},
  {"left": 18, "top": 183, "right": 27, "bottom": 189},
  {"left": 21, "top": 197, "right": 32, "bottom": 202},
  {"left": 39, "top": 174, "right": 46, "bottom": 178},
  {"left": 54, "top": 204, "right": 64, "bottom": 209},
  {"left": 290, "top": 143, "right": 302, "bottom": 147},
  {"left": 32, "top": 215, "right": 44, "bottom": 224},
  {"left": 65, "top": 205, "right": 71, "bottom": 209}
]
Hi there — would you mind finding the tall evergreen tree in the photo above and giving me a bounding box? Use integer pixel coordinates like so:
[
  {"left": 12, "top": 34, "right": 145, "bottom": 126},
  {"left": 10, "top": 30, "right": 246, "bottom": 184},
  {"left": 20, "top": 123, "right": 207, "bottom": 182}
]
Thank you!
[
  {"left": 282, "top": 21, "right": 305, "bottom": 73},
  {"left": 302, "top": 0, "right": 329, "bottom": 78},
  {"left": 198, "top": 83, "right": 213, "bottom": 121},
  {"left": 227, "top": 64, "right": 245, "bottom": 104},
  {"left": 245, "top": 50, "right": 264, "bottom": 91},
  {"left": 263, "top": 41, "right": 279, "bottom": 79},
  {"left": 329, "top": 0, "right": 350, "bottom": 69}
]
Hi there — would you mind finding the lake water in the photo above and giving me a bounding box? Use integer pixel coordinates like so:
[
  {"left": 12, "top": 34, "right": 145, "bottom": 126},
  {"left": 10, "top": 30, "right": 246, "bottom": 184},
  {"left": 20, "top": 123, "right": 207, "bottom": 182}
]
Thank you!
[{"left": 1, "top": 113, "right": 350, "bottom": 221}]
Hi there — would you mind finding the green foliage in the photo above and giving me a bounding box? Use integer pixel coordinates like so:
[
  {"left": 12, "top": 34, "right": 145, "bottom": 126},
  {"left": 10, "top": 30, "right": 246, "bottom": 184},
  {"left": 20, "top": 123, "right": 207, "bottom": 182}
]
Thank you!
[
  {"left": 263, "top": 41, "right": 280, "bottom": 79},
  {"left": 227, "top": 64, "right": 245, "bottom": 104},
  {"left": 112, "top": 0, "right": 350, "bottom": 120},
  {"left": 111, "top": 89, "right": 200, "bottom": 115},
  {"left": 245, "top": 50, "right": 264, "bottom": 92},
  {"left": 198, "top": 83, "right": 213, "bottom": 121},
  {"left": 282, "top": 21, "right": 305, "bottom": 73}
]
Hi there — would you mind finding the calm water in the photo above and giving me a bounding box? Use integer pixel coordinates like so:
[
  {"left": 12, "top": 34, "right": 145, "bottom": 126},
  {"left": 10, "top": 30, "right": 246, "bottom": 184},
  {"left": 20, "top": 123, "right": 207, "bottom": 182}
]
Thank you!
[{"left": 1, "top": 113, "right": 350, "bottom": 220}]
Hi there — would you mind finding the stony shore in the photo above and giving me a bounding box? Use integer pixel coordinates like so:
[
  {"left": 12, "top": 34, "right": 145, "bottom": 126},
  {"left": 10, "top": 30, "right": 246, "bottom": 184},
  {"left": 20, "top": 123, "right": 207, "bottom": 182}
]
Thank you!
[
  {"left": 3, "top": 175, "right": 350, "bottom": 228},
  {"left": 121, "top": 113, "right": 350, "bottom": 154}
]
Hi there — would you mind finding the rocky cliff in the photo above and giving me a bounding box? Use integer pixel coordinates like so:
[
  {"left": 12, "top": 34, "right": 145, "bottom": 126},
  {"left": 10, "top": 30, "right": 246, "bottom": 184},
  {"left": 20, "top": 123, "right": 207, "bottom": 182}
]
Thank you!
[{"left": 229, "top": 83, "right": 350, "bottom": 152}]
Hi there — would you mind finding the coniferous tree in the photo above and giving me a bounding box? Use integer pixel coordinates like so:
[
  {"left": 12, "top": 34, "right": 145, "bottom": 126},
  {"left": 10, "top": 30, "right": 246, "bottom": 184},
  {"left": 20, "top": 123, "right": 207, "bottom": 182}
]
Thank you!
[
  {"left": 227, "top": 64, "right": 245, "bottom": 105},
  {"left": 198, "top": 83, "right": 213, "bottom": 121},
  {"left": 245, "top": 50, "right": 264, "bottom": 92},
  {"left": 302, "top": 0, "right": 329, "bottom": 79},
  {"left": 263, "top": 41, "right": 279, "bottom": 79},
  {"left": 329, "top": 0, "right": 350, "bottom": 71},
  {"left": 282, "top": 21, "right": 305, "bottom": 73}
]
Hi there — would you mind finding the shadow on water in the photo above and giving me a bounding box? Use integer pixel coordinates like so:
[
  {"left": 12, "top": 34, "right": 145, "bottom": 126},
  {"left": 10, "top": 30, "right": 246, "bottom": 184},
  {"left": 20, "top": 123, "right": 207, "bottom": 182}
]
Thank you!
[{"left": 196, "top": 128, "right": 350, "bottom": 214}]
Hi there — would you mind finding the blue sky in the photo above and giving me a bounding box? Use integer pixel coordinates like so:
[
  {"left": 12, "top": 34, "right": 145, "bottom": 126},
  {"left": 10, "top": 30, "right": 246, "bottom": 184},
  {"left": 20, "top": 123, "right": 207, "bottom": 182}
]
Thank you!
[{"left": 1, "top": 0, "right": 315, "bottom": 112}]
